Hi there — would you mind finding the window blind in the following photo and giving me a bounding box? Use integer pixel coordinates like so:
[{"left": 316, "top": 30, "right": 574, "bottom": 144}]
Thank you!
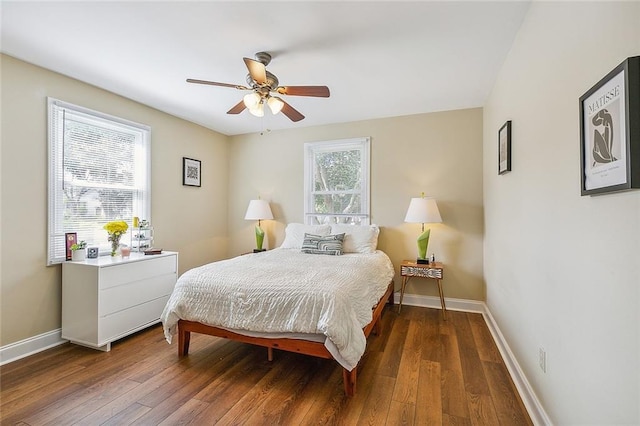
[
  {"left": 47, "top": 98, "right": 151, "bottom": 265},
  {"left": 304, "top": 137, "right": 370, "bottom": 225}
]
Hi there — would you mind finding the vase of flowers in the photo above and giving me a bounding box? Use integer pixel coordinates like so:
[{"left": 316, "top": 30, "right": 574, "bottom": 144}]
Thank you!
[{"left": 103, "top": 221, "right": 129, "bottom": 256}]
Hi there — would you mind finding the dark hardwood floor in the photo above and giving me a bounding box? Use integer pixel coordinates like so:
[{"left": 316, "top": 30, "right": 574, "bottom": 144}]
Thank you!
[{"left": 1, "top": 306, "right": 532, "bottom": 425}]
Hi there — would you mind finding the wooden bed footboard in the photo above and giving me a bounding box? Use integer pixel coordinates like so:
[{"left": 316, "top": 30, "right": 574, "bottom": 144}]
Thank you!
[{"left": 177, "top": 280, "right": 394, "bottom": 396}]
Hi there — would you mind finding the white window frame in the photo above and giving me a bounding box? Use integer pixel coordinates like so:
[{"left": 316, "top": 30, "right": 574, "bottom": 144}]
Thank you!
[
  {"left": 47, "top": 98, "right": 151, "bottom": 265},
  {"left": 304, "top": 137, "right": 370, "bottom": 225}
]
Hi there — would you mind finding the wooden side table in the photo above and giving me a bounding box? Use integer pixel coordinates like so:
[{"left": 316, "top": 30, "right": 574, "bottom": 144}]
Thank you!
[{"left": 399, "top": 260, "right": 446, "bottom": 319}]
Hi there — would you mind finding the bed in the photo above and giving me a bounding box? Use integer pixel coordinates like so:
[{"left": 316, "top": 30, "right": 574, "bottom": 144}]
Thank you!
[{"left": 161, "top": 223, "right": 395, "bottom": 396}]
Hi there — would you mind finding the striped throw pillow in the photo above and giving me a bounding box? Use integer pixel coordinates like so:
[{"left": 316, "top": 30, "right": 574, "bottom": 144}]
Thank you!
[{"left": 301, "top": 233, "right": 345, "bottom": 256}]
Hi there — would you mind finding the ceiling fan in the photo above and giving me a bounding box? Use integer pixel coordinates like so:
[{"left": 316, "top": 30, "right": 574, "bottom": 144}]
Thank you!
[{"left": 187, "top": 52, "right": 330, "bottom": 122}]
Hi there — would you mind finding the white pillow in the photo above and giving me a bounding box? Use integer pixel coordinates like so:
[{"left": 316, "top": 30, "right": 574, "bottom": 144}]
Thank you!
[
  {"left": 330, "top": 224, "right": 379, "bottom": 254},
  {"left": 280, "top": 223, "right": 331, "bottom": 249}
]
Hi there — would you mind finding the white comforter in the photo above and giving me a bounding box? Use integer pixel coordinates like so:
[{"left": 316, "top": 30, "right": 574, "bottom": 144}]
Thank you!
[{"left": 161, "top": 248, "right": 395, "bottom": 370}]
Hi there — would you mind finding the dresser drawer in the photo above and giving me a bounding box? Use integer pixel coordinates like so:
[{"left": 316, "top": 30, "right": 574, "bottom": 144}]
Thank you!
[
  {"left": 100, "top": 273, "right": 176, "bottom": 317},
  {"left": 99, "top": 295, "right": 169, "bottom": 344},
  {"left": 99, "top": 255, "right": 176, "bottom": 290},
  {"left": 401, "top": 265, "right": 443, "bottom": 279}
]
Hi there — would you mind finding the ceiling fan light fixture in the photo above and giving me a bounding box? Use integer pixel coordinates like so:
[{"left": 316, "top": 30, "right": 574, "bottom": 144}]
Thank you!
[
  {"left": 267, "top": 96, "right": 284, "bottom": 115},
  {"left": 243, "top": 92, "right": 261, "bottom": 109},
  {"left": 187, "top": 52, "right": 330, "bottom": 123},
  {"left": 249, "top": 102, "right": 264, "bottom": 117}
]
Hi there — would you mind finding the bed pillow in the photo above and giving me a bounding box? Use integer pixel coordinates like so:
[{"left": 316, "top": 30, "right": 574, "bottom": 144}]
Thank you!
[
  {"left": 301, "top": 233, "right": 345, "bottom": 256},
  {"left": 330, "top": 224, "right": 380, "bottom": 254},
  {"left": 280, "top": 223, "right": 332, "bottom": 249}
]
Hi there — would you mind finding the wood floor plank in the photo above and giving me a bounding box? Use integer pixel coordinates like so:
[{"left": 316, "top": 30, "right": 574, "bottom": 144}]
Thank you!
[
  {"left": 377, "top": 315, "right": 409, "bottom": 378},
  {"left": 366, "top": 306, "right": 396, "bottom": 354},
  {"left": 129, "top": 346, "right": 247, "bottom": 425},
  {"left": 334, "top": 351, "right": 383, "bottom": 425},
  {"left": 357, "top": 374, "right": 395, "bottom": 426},
  {"left": 415, "top": 359, "right": 442, "bottom": 425},
  {"left": 298, "top": 359, "right": 356, "bottom": 425},
  {"left": 0, "top": 383, "right": 85, "bottom": 424},
  {"left": 0, "top": 306, "right": 532, "bottom": 425},
  {"left": 468, "top": 312, "right": 503, "bottom": 363},
  {"left": 28, "top": 378, "right": 140, "bottom": 426},
  {"left": 391, "top": 318, "right": 423, "bottom": 404},
  {"left": 99, "top": 402, "right": 152, "bottom": 426},
  {"left": 444, "top": 413, "right": 474, "bottom": 426},
  {"left": 387, "top": 400, "right": 416, "bottom": 425},
  {"left": 0, "top": 362, "right": 86, "bottom": 408},
  {"left": 421, "top": 307, "right": 443, "bottom": 362},
  {"left": 156, "top": 398, "right": 210, "bottom": 425},
  {"left": 453, "top": 312, "right": 492, "bottom": 396},
  {"left": 483, "top": 360, "right": 533, "bottom": 425},
  {"left": 242, "top": 355, "right": 319, "bottom": 424},
  {"left": 465, "top": 391, "right": 500, "bottom": 426},
  {"left": 214, "top": 352, "right": 303, "bottom": 425},
  {"left": 71, "top": 341, "right": 227, "bottom": 425},
  {"left": 136, "top": 342, "right": 247, "bottom": 408},
  {"left": 440, "top": 331, "right": 470, "bottom": 419}
]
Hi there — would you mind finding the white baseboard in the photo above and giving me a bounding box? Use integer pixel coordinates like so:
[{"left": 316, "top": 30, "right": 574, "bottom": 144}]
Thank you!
[
  {"left": 394, "top": 291, "right": 486, "bottom": 314},
  {"left": 0, "top": 328, "right": 67, "bottom": 366},
  {"left": 481, "top": 308, "right": 552, "bottom": 426},
  {"left": 394, "top": 292, "right": 551, "bottom": 426}
]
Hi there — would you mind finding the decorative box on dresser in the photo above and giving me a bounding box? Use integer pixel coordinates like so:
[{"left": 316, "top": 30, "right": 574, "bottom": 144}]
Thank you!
[{"left": 62, "top": 251, "right": 178, "bottom": 351}]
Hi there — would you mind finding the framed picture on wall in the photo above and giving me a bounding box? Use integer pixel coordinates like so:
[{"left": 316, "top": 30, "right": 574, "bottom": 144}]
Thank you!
[
  {"left": 182, "top": 157, "right": 201, "bottom": 187},
  {"left": 498, "top": 120, "right": 512, "bottom": 175},
  {"left": 65, "top": 232, "right": 77, "bottom": 261},
  {"left": 580, "top": 56, "right": 640, "bottom": 195}
]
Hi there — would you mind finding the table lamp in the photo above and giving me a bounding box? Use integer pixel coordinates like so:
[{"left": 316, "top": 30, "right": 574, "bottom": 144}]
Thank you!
[
  {"left": 244, "top": 199, "right": 274, "bottom": 252},
  {"left": 404, "top": 193, "right": 442, "bottom": 264}
]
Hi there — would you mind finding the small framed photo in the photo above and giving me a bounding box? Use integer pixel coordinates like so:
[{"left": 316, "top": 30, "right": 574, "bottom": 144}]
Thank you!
[
  {"left": 182, "top": 157, "right": 201, "bottom": 187},
  {"left": 498, "top": 120, "right": 512, "bottom": 175},
  {"left": 580, "top": 56, "right": 640, "bottom": 195},
  {"left": 65, "top": 232, "right": 77, "bottom": 261}
]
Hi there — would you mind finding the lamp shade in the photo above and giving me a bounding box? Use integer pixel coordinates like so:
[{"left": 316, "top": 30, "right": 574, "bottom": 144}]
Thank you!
[
  {"left": 248, "top": 102, "right": 264, "bottom": 117},
  {"left": 243, "top": 92, "right": 261, "bottom": 109},
  {"left": 244, "top": 199, "right": 274, "bottom": 221},
  {"left": 404, "top": 197, "right": 442, "bottom": 224},
  {"left": 267, "top": 96, "right": 285, "bottom": 114}
]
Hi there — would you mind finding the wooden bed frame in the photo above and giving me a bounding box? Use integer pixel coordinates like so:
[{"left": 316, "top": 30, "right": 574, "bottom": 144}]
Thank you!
[{"left": 177, "top": 280, "right": 394, "bottom": 396}]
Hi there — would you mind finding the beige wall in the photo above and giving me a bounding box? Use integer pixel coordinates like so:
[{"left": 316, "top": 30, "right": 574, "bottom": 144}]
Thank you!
[
  {"left": 1, "top": 56, "right": 485, "bottom": 348},
  {"left": 0, "top": 55, "right": 229, "bottom": 346},
  {"left": 483, "top": 2, "right": 640, "bottom": 424},
  {"left": 228, "top": 108, "right": 484, "bottom": 300}
]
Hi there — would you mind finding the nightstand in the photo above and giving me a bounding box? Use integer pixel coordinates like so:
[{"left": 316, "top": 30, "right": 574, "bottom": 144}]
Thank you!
[{"left": 399, "top": 260, "right": 446, "bottom": 319}]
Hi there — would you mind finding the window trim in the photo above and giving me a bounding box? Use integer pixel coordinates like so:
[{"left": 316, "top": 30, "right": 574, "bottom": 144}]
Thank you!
[
  {"left": 303, "top": 137, "right": 370, "bottom": 225},
  {"left": 47, "top": 98, "right": 151, "bottom": 265}
]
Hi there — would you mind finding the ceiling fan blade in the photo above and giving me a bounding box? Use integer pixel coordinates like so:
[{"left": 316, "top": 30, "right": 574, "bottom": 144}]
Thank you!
[
  {"left": 276, "top": 86, "right": 330, "bottom": 98},
  {"left": 186, "top": 78, "right": 250, "bottom": 90},
  {"left": 243, "top": 58, "right": 267, "bottom": 85},
  {"left": 280, "top": 100, "right": 305, "bottom": 122},
  {"left": 227, "top": 100, "right": 246, "bottom": 115}
]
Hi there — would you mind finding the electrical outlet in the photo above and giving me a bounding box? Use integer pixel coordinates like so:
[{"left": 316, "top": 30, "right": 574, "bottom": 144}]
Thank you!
[{"left": 539, "top": 347, "right": 546, "bottom": 373}]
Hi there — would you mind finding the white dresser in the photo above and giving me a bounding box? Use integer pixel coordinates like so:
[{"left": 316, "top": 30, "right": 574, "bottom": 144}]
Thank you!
[{"left": 62, "top": 251, "right": 178, "bottom": 351}]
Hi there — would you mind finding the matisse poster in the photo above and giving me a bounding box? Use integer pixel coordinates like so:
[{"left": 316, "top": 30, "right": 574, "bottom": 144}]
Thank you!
[{"left": 581, "top": 69, "right": 627, "bottom": 192}]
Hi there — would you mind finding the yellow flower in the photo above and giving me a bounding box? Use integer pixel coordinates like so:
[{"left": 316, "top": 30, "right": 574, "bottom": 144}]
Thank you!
[
  {"left": 104, "top": 221, "right": 128, "bottom": 256},
  {"left": 103, "top": 221, "right": 129, "bottom": 236}
]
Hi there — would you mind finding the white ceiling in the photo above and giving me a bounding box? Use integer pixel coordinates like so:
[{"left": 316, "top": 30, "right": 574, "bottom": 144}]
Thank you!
[{"left": 1, "top": 1, "right": 530, "bottom": 136}]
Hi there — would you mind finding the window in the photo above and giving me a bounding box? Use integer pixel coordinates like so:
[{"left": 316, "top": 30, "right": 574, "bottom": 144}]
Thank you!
[
  {"left": 304, "top": 137, "right": 370, "bottom": 225},
  {"left": 47, "top": 98, "right": 150, "bottom": 265}
]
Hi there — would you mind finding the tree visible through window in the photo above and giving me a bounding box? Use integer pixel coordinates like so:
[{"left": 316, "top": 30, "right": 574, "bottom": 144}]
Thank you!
[
  {"left": 47, "top": 98, "right": 150, "bottom": 265},
  {"left": 304, "top": 137, "right": 370, "bottom": 225}
]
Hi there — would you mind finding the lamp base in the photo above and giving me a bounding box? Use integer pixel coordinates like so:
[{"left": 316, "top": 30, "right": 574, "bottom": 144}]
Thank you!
[
  {"left": 253, "top": 249, "right": 266, "bottom": 253},
  {"left": 416, "top": 258, "right": 429, "bottom": 264}
]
